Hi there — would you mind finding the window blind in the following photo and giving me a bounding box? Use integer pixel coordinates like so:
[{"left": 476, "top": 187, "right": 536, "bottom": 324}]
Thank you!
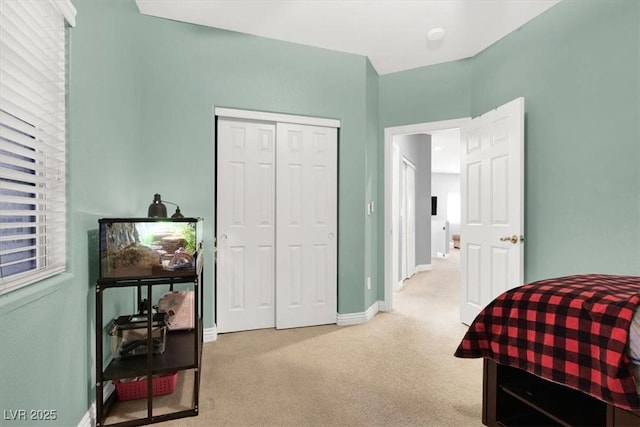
[{"left": 0, "top": 0, "right": 76, "bottom": 295}]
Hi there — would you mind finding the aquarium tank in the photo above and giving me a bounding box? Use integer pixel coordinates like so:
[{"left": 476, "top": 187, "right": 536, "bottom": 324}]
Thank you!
[{"left": 99, "top": 218, "right": 203, "bottom": 279}]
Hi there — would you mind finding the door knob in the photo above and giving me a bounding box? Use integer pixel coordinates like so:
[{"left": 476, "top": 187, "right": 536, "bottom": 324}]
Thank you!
[{"left": 500, "top": 235, "right": 519, "bottom": 244}]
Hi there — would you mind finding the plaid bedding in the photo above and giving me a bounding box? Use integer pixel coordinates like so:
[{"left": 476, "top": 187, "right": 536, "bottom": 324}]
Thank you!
[{"left": 454, "top": 274, "right": 640, "bottom": 410}]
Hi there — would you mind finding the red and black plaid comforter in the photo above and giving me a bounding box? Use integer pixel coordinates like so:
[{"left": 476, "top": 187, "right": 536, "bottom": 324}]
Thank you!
[{"left": 454, "top": 274, "right": 640, "bottom": 410}]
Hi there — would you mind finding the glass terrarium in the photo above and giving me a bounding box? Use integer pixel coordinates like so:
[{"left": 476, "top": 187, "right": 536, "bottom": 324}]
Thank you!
[{"left": 99, "top": 218, "right": 203, "bottom": 279}]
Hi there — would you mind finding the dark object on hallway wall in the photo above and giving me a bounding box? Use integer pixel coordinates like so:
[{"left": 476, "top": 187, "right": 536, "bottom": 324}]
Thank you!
[{"left": 431, "top": 196, "right": 437, "bottom": 216}]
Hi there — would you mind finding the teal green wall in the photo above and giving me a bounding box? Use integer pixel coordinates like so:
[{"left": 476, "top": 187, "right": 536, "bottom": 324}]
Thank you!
[
  {"left": 470, "top": 0, "right": 640, "bottom": 279},
  {"left": 1, "top": 0, "right": 374, "bottom": 424},
  {"left": 379, "top": 59, "right": 472, "bottom": 127},
  {"left": 377, "top": 59, "right": 472, "bottom": 298},
  {"left": 379, "top": 0, "right": 640, "bottom": 282},
  {"left": 131, "top": 14, "right": 372, "bottom": 317},
  {"left": 364, "top": 58, "right": 380, "bottom": 309},
  {"left": 0, "top": 2, "right": 143, "bottom": 427},
  {"left": 1, "top": 1, "right": 639, "bottom": 426}
]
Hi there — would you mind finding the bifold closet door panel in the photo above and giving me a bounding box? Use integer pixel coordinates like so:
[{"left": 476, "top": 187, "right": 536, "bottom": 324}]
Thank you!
[
  {"left": 275, "top": 123, "right": 338, "bottom": 329},
  {"left": 216, "top": 118, "right": 276, "bottom": 333}
]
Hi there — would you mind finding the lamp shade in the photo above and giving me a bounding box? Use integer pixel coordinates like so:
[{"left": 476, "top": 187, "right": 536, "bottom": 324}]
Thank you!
[{"left": 148, "top": 193, "right": 167, "bottom": 218}]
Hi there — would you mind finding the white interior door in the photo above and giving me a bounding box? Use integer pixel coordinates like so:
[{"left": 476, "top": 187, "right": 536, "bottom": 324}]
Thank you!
[
  {"left": 275, "top": 123, "right": 337, "bottom": 329},
  {"left": 216, "top": 118, "right": 276, "bottom": 333},
  {"left": 460, "top": 97, "right": 525, "bottom": 325}
]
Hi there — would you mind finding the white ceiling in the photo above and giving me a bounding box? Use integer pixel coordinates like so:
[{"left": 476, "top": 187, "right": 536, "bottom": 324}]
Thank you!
[
  {"left": 431, "top": 128, "right": 461, "bottom": 174},
  {"left": 135, "top": 0, "right": 560, "bottom": 75},
  {"left": 135, "top": 1, "right": 559, "bottom": 173}
]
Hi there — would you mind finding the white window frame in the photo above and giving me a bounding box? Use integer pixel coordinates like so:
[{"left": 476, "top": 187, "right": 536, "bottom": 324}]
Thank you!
[{"left": 0, "top": 0, "right": 76, "bottom": 295}]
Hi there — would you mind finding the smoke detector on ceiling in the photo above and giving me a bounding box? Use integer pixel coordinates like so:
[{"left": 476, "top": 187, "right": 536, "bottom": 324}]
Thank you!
[{"left": 427, "top": 27, "right": 445, "bottom": 41}]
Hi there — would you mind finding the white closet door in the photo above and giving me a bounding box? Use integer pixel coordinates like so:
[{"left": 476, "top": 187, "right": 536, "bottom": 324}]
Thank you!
[
  {"left": 275, "top": 123, "right": 337, "bottom": 329},
  {"left": 216, "top": 118, "right": 276, "bottom": 333}
]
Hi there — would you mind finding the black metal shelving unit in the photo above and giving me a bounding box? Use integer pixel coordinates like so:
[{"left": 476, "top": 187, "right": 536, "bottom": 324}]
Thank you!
[{"left": 95, "top": 218, "right": 203, "bottom": 427}]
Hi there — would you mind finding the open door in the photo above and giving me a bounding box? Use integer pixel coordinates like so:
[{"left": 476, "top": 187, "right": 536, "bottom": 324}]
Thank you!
[{"left": 460, "top": 98, "right": 525, "bottom": 325}]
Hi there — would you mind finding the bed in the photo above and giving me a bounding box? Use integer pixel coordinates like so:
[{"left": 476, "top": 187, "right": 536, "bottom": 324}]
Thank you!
[{"left": 455, "top": 274, "right": 640, "bottom": 426}]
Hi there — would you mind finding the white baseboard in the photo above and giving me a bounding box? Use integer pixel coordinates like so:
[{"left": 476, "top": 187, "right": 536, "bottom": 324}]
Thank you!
[
  {"left": 337, "top": 301, "right": 381, "bottom": 326},
  {"left": 379, "top": 299, "right": 391, "bottom": 312},
  {"left": 77, "top": 381, "right": 115, "bottom": 427},
  {"left": 395, "top": 264, "right": 432, "bottom": 292},
  {"left": 414, "top": 264, "right": 432, "bottom": 273},
  {"left": 204, "top": 326, "right": 217, "bottom": 342},
  {"left": 77, "top": 404, "right": 93, "bottom": 427}
]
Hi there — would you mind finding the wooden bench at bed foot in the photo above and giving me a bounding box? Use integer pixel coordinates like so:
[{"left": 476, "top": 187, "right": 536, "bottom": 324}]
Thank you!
[{"left": 483, "top": 359, "right": 640, "bottom": 427}]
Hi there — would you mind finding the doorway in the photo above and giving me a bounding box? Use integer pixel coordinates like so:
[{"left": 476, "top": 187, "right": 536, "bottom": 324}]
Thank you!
[
  {"left": 384, "top": 98, "right": 525, "bottom": 320},
  {"left": 430, "top": 128, "right": 462, "bottom": 260},
  {"left": 383, "top": 118, "right": 470, "bottom": 312},
  {"left": 401, "top": 158, "right": 416, "bottom": 282}
]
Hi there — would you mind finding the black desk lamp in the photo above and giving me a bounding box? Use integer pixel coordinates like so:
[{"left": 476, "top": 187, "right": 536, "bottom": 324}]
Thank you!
[{"left": 148, "top": 193, "right": 184, "bottom": 218}]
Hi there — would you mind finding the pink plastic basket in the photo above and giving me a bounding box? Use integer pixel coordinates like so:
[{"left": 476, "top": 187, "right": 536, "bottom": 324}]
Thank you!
[{"left": 114, "top": 372, "right": 178, "bottom": 401}]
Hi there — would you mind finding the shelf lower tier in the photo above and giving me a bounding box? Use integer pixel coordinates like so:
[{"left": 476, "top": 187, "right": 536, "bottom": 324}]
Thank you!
[
  {"left": 104, "top": 329, "right": 198, "bottom": 380},
  {"left": 100, "top": 369, "right": 199, "bottom": 427},
  {"left": 102, "top": 408, "right": 197, "bottom": 427}
]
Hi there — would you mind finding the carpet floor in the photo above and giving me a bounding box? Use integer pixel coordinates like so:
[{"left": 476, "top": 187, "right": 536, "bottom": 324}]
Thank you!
[{"left": 108, "top": 249, "right": 484, "bottom": 426}]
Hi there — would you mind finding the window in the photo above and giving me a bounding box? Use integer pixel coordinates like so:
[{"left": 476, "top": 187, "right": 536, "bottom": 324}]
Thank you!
[
  {"left": 447, "top": 192, "right": 460, "bottom": 224},
  {"left": 0, "top": 0, "right": 76, "bottom": 295}
]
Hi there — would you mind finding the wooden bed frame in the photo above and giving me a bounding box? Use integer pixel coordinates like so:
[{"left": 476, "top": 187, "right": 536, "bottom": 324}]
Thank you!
[{"left": 482, "top": 359, "right": 640, "bottom": 427}]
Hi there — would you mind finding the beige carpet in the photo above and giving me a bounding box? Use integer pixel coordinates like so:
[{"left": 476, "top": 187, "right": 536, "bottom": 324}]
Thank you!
[{"left": 110, "top": 249, "right": 484, "bottom": 426}]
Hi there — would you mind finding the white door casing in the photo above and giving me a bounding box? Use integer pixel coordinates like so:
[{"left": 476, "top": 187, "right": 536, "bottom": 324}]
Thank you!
[
  {"left": 383, "top": 118, "right": 470, "bottom": 313},
  {"left": 391, "top": 143, "right": 400, "bottom": 290},
  {"left": 216, "top": 118, "right": 276, "bottom": 333},
  {"left": 215, "top": 108, "right": 339, "bottom": 332},
  {"left": 275, "top": 123, "right": 338, "bottom": 329},
  {"left": 400, "top": 161, "right": 407, "bottom": 281},
  {"left": 403, "top": 159, "right": 416, "bottom": 278},
  {"left": 460, "top": 97, "right": 525, "bottom": 325}
]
